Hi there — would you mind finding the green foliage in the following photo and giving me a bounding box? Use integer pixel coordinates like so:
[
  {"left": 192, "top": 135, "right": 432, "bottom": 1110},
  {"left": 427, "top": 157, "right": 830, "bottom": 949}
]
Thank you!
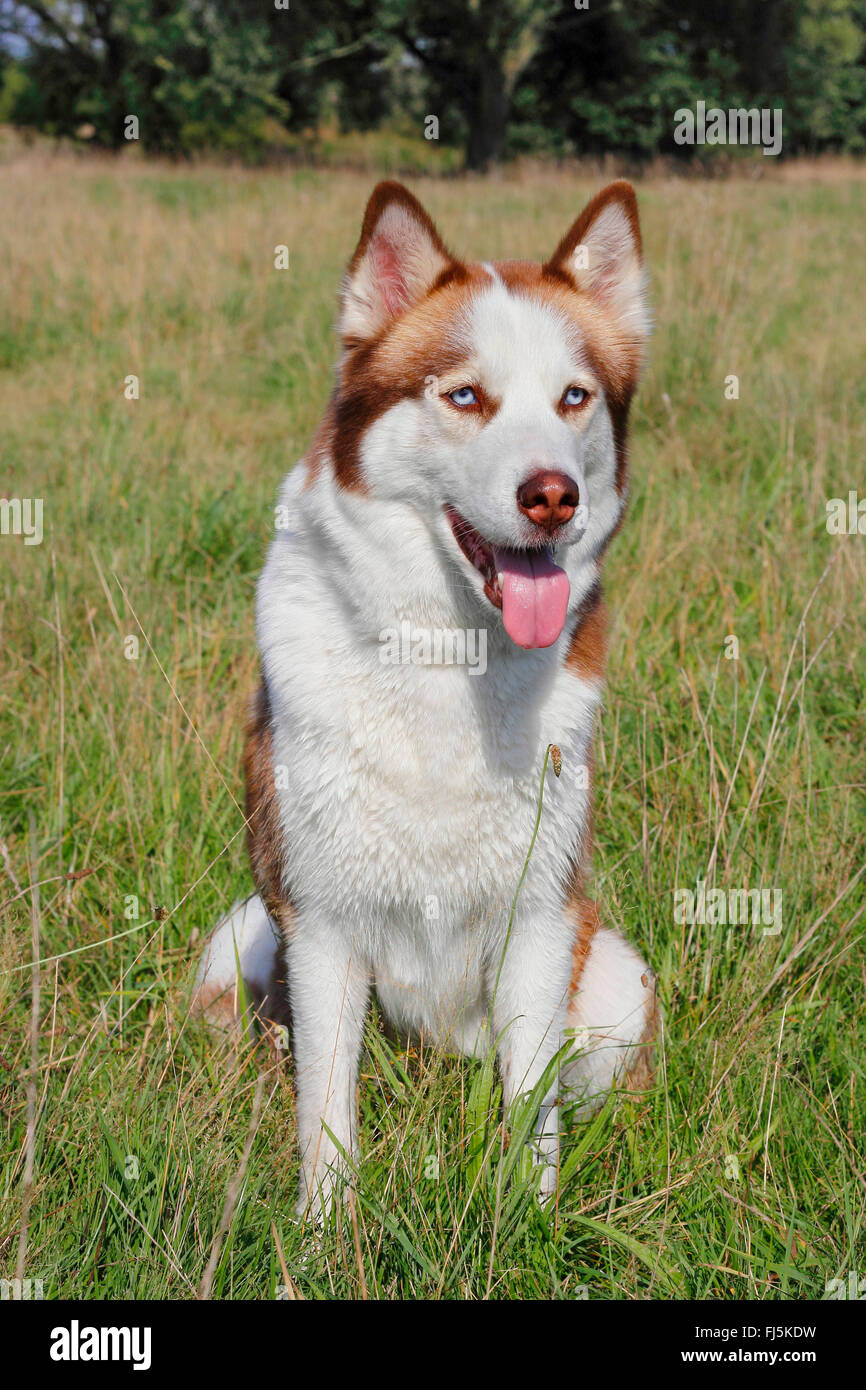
[
  {"left": 3, "top": 0, "right": 866, "bottom": 164},
  {"left": 0, "top": 57, "right": 27, "bottom": 121},
  {"left": 0, "top": 0, "right": 284, "bottom": 153},
  {"left": 515, "top": 0, "right": 866, "bottom": 159}
]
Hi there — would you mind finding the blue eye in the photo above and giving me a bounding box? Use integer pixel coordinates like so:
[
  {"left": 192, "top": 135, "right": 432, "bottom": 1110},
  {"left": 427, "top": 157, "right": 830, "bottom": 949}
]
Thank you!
[
  {"left": 564, "top": 386, "right": 588, "bottom": 407},
  {"left": 449, "top": 387, "right": 477, "bottom": 407}
]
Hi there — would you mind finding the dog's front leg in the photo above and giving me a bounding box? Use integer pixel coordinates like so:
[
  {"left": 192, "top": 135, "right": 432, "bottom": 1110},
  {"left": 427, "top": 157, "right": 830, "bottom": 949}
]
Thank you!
[
  {"left": 286, "top": 918, "right": 369, "bottom": 1220},
  {"left": 492, "top": 913, "right": 572, "bottom": 1201}
]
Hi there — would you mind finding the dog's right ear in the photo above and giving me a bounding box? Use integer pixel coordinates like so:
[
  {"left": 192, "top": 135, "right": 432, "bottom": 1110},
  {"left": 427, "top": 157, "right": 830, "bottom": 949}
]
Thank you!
[
  {"left": 339, "top": 182, "right": 455, "bottom": 347},
  {"left": 545, "top": 181, "right": 649, "bottom": 347}
]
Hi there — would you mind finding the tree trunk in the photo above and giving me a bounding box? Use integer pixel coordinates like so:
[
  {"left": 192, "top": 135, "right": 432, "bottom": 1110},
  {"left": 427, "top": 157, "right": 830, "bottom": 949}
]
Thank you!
[{"left": 464, "top": 58, "right": 509, "bottom": 171}]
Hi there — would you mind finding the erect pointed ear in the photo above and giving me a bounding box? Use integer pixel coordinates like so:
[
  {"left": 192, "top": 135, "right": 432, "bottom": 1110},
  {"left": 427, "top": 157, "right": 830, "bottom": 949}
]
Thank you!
[
  {"left": 339, "top": 181, "right": 456, "bottom": 346},
  {"left": 545, "top": 181, "right": 649, "bottom": 342}
]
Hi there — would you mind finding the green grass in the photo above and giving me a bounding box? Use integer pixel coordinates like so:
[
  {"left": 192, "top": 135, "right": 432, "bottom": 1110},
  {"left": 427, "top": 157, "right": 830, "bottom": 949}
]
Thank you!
[{"left": 0, "top": 155, "right": 864, "bottom": 1300}]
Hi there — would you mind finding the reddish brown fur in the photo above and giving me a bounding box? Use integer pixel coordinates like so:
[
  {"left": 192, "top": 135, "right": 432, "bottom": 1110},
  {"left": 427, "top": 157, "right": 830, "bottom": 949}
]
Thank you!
[
  {"left": 546, "top": 180, "right": 643, "bottom": 273},
  {"left": 563, "top": 728, "right": 598, "bottom": 990},
  {"left": 569, "top": 896, "right": 602, "bottom": 997},
  {"left": 301, "top": 396, "right": 337, "bottom": 491},
  {"left": 565, "top": 581, "right": 608, "bottom": 682},
  {"left": 332, "top": 265, "right": 490, "bottom": 491},
  {"left": 327, "top": 181, "right": 644, "bottom": 497},
  {"left": 245, "top": 681, "right": 295, "bottom": 941},
  {"left": 344, "top": 180, "right": 455, "bottom": 315},
  {"left": 544, "top": 183, "right": 643, "bottom": 498},
  {"left": 495, "top": 189, "right": 644, "bottom": 499}
]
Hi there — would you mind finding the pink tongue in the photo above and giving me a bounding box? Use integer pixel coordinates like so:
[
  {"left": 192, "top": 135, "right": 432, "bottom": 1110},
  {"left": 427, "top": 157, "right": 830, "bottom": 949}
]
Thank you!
[{"left": 493, "top": 547, "right": 570, "bottom": 649}]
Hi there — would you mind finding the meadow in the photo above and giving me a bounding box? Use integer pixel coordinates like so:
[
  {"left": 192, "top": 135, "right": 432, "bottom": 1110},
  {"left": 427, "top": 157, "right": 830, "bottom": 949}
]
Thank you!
[{"left": 0, "top": 151, "right": 864, "bottom": 1300}]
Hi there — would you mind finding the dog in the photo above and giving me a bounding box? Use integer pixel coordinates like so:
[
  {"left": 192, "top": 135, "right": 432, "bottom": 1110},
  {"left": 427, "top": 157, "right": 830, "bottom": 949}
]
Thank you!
[{"left": 192, "top": 179, "right": 656, "bottom": 1217}]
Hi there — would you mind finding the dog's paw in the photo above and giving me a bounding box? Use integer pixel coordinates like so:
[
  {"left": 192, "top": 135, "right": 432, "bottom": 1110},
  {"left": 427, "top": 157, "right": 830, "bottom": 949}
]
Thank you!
[
  {"left": 295, "top": 1160, "right": 351, "bottom": 1227},
  {"left": 536, "top": 1159, "right": 559, "bottom": 1205}
]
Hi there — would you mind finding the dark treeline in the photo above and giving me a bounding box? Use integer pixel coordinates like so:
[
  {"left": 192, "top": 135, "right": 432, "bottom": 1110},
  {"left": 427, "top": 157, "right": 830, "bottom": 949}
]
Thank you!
[{"left": 1, "top": 0, "right": 865, "bottom": 167}]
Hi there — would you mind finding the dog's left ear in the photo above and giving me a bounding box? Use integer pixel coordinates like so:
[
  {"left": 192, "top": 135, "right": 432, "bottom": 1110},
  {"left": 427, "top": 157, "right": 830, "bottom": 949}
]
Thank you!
[
  {"left": 545, "top": 181, "right": 649, "bottom": 343},
  {"left": 340, "top": 181, "right": 455, "bottom": 346}
]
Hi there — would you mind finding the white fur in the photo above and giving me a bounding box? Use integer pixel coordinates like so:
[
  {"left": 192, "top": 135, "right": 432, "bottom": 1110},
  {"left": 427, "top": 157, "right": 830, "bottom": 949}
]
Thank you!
[
  {"left": 192, "top": 896, "right": 288, "bottom": 1031},
  {"left": 339, "top": 200, "right": 450, "bottom": 341},
  {"left": 566, "top": 928, "right": 656, "bottom": 1110},
  {"left": 195, "top": 188, "right": 654, "bottom": 1217},
  {"left": 572, "top": 199, "right": 651, "bottom": 341}
]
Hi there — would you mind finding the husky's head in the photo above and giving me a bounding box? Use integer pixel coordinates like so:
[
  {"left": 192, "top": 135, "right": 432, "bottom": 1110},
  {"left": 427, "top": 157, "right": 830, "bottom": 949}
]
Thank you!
[{"left": 325, "top": 181, "right": 649, "bottom": 651}]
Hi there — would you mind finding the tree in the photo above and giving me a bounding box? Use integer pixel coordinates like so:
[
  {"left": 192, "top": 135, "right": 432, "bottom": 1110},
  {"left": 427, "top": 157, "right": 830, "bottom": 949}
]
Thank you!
[
  {"left": 0, "top": 1, "right": 283, "bottom": 152},
  {"left": 382, "top": 0, "right": 560, "bottom": 170},
  {"left": 2, "top": 0, "right": 866, "bottom": 162}
]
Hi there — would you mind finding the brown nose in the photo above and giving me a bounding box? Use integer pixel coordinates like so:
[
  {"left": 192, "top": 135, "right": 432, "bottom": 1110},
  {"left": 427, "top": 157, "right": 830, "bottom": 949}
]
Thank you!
[{"left": 517, "top": 470, "right": 580, "bottom": 533}]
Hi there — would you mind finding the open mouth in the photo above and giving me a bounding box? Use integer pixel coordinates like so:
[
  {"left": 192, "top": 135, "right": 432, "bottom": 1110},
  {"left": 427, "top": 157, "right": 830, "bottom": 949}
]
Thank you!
[{"left": 445, "top": 506, "right": 571, "bottom": 650}]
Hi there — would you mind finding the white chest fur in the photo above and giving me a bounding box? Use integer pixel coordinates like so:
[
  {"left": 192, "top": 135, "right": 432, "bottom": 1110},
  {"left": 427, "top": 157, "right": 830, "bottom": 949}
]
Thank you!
[{"left": 256, "top": 494, "right": 602, "bottom": 1042}]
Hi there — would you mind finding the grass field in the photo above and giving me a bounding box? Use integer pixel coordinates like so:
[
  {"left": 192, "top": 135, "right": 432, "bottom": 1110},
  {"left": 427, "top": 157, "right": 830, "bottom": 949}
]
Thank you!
[{"left": 1, "top": 152, "right": 864, "bottom": 1300}]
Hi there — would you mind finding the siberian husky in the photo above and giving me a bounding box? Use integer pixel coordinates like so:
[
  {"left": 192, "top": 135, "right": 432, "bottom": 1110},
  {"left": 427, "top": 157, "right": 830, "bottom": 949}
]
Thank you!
[{"left": 193, "top": 180, "right": 656, "bottom": 1216}]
